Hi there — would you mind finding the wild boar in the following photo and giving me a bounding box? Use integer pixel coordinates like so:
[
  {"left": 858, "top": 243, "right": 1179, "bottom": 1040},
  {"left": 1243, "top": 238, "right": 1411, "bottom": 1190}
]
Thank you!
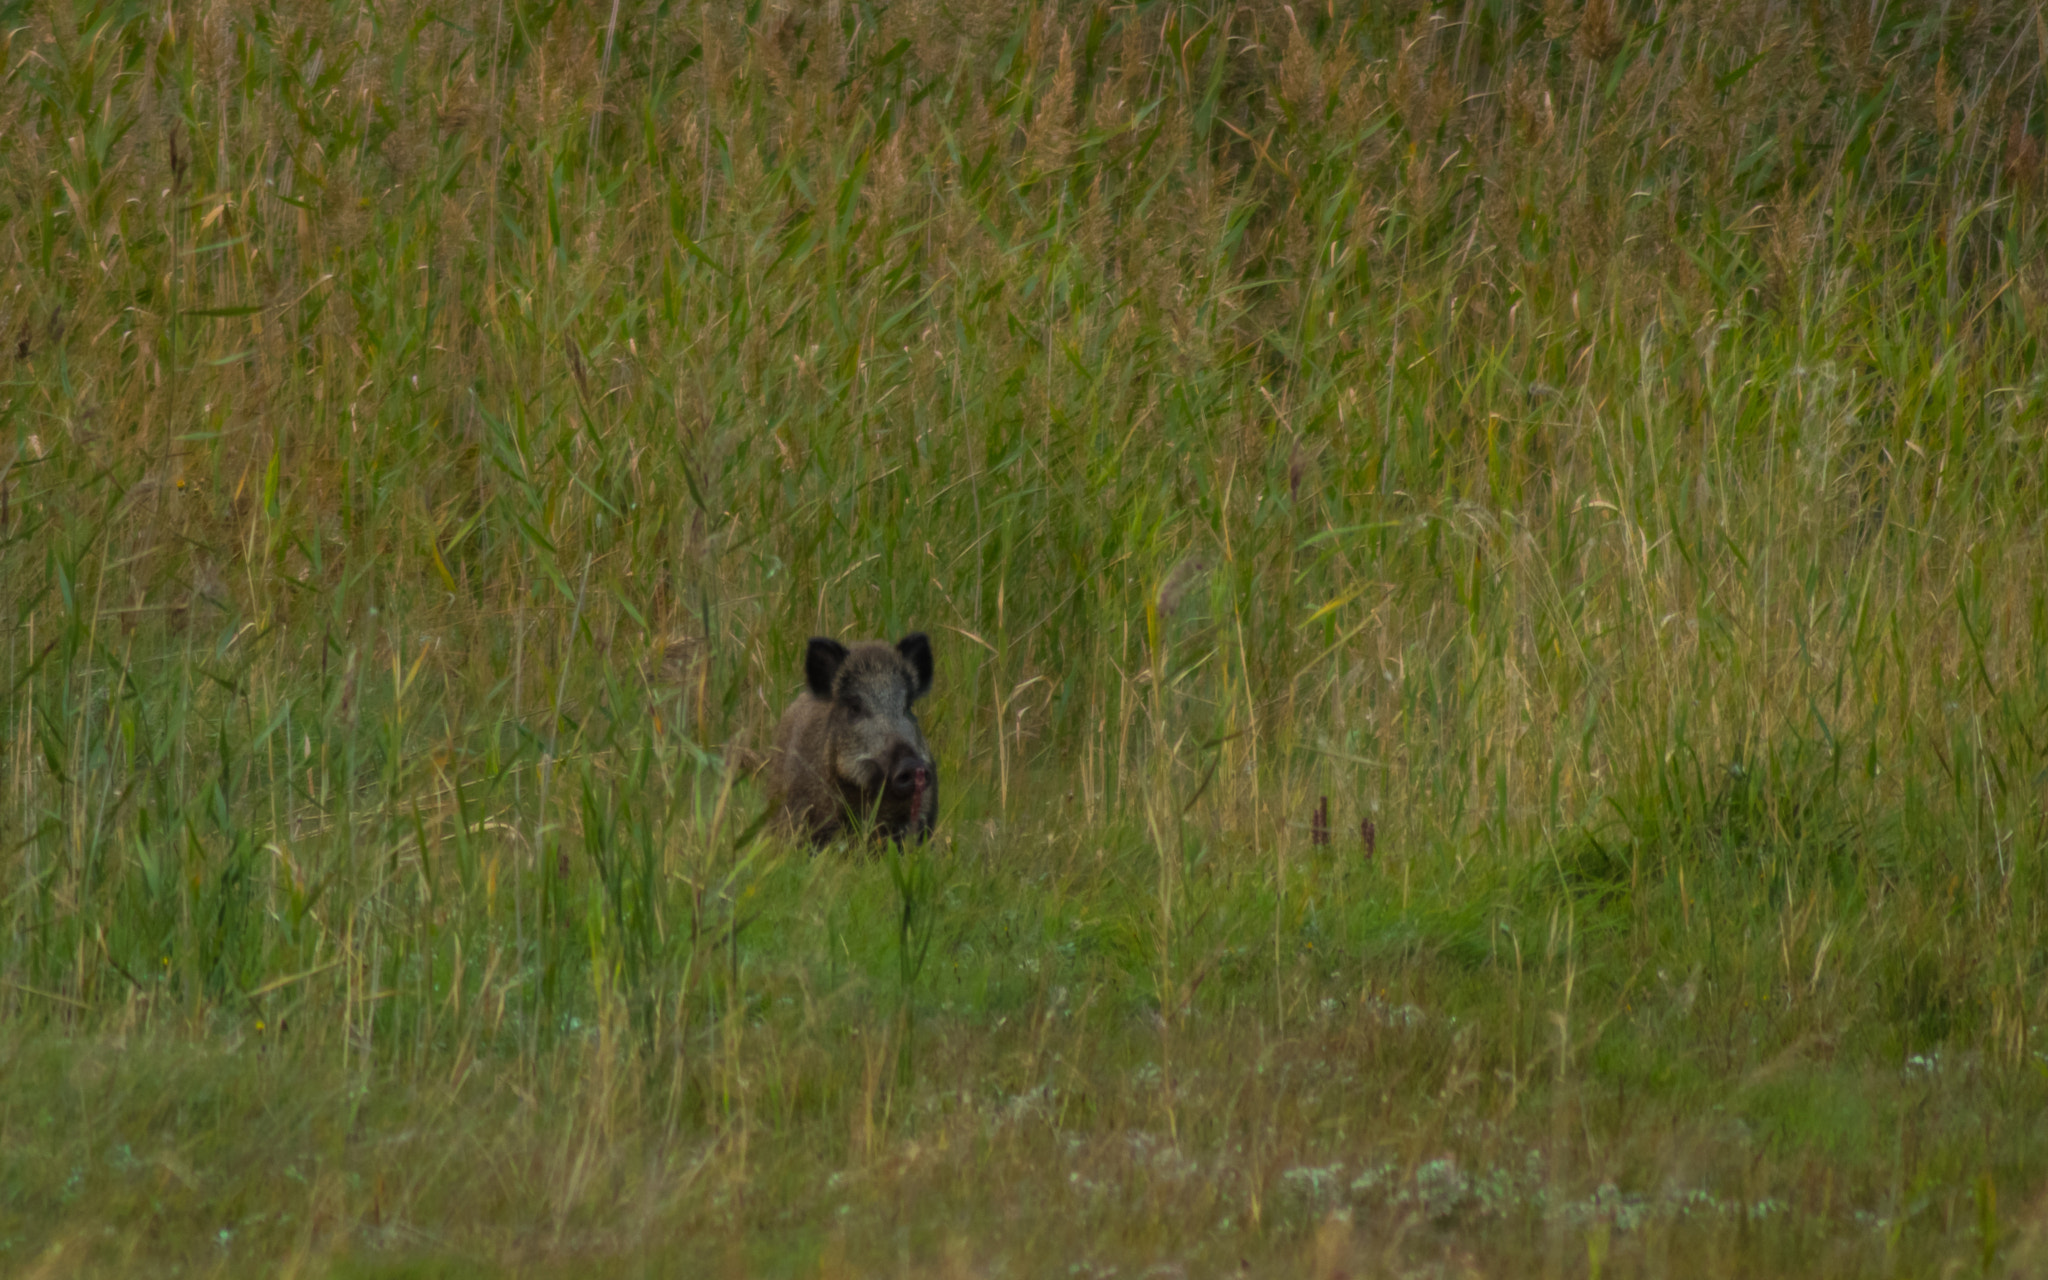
[{"left": 768, "top": 633, "right": 937, "bottom": 845}]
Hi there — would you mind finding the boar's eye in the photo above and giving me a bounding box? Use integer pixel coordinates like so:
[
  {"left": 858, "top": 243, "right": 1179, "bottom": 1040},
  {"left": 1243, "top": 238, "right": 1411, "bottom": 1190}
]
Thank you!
[{"left": 841, "top": 694, "right": 865, "bottom": 716}]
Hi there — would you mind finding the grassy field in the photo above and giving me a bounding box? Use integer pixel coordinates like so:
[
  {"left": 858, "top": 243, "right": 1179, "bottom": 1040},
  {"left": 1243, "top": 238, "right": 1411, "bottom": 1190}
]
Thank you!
[{"left": 4, "top": 0, "right": 2048, "bottom": 1273}]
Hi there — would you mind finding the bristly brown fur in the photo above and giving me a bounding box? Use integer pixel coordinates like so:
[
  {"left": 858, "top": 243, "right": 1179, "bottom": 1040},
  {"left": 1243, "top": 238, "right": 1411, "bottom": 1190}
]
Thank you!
[{"left": 768, "top": 633, "right": 937, "bottom": 845}]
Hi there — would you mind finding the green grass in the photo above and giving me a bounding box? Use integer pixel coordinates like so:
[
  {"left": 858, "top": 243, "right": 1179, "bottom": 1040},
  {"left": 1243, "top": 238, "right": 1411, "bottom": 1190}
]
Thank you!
[{"left": 4, "top": 0, "right": 2048, "bottom": 1273}]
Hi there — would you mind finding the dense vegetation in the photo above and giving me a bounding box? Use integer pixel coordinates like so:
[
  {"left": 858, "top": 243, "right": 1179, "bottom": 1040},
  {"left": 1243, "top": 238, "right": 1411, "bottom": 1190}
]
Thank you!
[{"left": 3, "top": 0, "right": 2047, "bottom": 1273}]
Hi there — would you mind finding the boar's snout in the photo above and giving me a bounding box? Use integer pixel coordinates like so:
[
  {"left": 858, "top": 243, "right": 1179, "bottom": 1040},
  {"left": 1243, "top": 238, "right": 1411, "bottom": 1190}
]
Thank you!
[{"left": 886, "top": 746, "right": 930, "bottom": 800}]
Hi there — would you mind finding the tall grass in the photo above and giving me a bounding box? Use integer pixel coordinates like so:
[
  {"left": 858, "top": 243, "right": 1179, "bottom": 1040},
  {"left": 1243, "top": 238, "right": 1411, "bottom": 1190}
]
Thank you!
[{"left": 3, "top": 0, "right": 2047, "bottom": 1273}]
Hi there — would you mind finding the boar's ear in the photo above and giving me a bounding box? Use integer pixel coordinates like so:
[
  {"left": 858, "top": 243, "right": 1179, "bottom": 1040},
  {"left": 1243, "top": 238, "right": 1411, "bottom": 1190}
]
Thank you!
[
  {"left": 896, "top": 632, "right": 934, "bottom": 700},
  {"left": 805, "top": 638, "right": 850, "bottom": 699}
]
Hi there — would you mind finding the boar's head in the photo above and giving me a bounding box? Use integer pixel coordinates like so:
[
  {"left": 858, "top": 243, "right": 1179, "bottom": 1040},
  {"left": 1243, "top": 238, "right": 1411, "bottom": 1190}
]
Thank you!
[{"left": 803, "top": 632, "right": 935, "bottom": 837}]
